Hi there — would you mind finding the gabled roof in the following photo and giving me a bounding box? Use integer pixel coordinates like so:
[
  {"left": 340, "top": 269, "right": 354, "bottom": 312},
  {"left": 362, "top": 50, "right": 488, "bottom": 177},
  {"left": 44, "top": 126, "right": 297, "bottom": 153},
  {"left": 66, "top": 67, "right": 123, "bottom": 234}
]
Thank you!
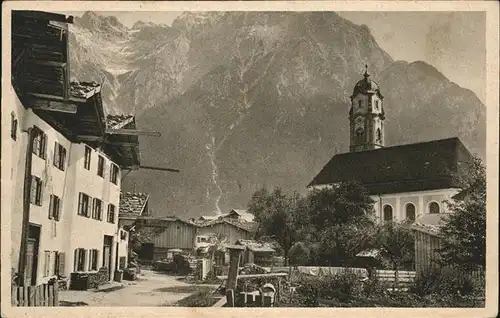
[
  {"left": 119, "top": 192, "right": 149, "bottom": 218},
  {"left": 198, "top": 218, "right": 258, "bottom": 233},
  {"left": 229, "top": 209, "right": 255, "bottom": 222},
  {"left": 411, "top": 214, "right": 447, "bottom": 237},
  {"left": 308, "top": 137, "right": 474, "bottom": 195}
]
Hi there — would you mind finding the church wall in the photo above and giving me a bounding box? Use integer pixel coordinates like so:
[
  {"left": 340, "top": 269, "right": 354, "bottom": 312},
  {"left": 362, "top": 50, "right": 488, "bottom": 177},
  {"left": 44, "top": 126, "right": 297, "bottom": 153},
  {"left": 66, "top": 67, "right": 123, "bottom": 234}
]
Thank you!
[{"left": 370, "top": 188, "right": 459, "bottom": 223}]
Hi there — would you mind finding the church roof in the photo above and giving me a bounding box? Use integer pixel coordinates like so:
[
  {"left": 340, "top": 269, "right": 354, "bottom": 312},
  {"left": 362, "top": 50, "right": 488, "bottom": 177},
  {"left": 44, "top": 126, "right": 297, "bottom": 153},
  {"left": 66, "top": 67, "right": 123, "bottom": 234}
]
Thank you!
[
  {"left": 308, "top": 137, "right": 474, "bottom": 194},
  {"left": 351, "top": 66, "right": 383, "bottom": 99}
]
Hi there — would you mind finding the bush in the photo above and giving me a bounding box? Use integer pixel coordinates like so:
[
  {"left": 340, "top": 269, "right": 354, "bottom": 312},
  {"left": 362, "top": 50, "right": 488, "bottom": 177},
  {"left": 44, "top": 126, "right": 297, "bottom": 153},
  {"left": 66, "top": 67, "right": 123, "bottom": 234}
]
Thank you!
[
  {"left": 288, "top": 242, "right": 310, "bottom": 266},
  {"left": 411, "top": 267, "right": 485, "bottom": 298}
]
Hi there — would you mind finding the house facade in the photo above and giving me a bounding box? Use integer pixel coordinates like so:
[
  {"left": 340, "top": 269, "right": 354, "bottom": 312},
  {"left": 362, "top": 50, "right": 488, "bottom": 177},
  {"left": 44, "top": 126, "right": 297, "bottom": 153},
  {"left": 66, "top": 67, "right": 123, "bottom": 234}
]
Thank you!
[
  {"left": 8, "top": 11, "right": 139, "bottom": 287},
  {"left": 308, "top": 67, "right": 475, "bottom": 224}
]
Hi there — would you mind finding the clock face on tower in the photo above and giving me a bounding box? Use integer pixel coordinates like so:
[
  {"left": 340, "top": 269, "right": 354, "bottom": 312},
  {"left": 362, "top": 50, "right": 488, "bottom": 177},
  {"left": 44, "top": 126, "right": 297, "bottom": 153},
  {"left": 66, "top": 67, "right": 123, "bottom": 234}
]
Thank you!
[{"left": 355, "top": 116, "right": 364, "bottom": 130}]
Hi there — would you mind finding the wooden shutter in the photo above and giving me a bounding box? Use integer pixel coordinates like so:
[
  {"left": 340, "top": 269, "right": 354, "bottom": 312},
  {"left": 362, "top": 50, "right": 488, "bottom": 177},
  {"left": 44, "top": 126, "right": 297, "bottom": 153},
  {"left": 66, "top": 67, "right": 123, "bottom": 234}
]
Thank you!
[
  {"left": 55, "top": 197, "right": 61, "bottom": 221},
  {"left": 74, "top": 249, "right": 78, "bottom": 271},
  {"left": 78, "top": 193, "right": 83, "bottom": 215},
  {"left": 99, "top": 200, "right": 103, "bottom": 221},
  {"left": 58, "top": 252, "right": 65, "bottom": 276},
  {"left": 61, "top": 147, "right": 66, "bottom": 170},
  {"left": 87, "top": 196, "right": 92, "bottom": 217},
  {"left": 53, "top": 142, "right": 60, "bottom": 168},
  {"left": 48, "top": 195, "right": 54, "bottom": 219},
  {"left": 30, "top": 176, "right": 36, "bottom": 203}
]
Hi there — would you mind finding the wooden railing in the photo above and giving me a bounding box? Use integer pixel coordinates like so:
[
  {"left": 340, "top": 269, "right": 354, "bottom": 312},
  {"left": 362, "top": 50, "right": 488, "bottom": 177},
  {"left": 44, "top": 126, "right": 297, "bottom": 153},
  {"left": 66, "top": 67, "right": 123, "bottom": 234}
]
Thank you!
[{"left": 11, "top": 283, "right": 59, "bottom": 307}]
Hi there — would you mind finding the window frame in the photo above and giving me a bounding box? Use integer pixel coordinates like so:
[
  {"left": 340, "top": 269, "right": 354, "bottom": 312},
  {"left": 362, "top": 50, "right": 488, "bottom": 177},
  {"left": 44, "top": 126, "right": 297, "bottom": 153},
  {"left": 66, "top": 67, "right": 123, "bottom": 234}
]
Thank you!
[
  {"left": 383, "top": 204, "right": 393, "bottom": 222},
  {"left": 110, "top": 163, "right": 119, "bottom": 185},
  {"left": 84, "top": 146, "right": 92, "bottom": 170},
  {"left": 53, "top": 142, "right": 67, "bottom": 171},
  {"left": 30, "top": 175, "right": 43, "bottom": 206},
  {"left": 49, "top": 194, "right": 61, "bottom": 221},
  {"left": 429, "top": 201, "right": 441, "bottom": 214},
  {"left": 74, "top": 248, "right": 87, "bottom": 272},
  {"left": 78, "top": 192, "right": 92, "bottom": 217},
  {"left": 92, "top": 198, "right": 103, "bottom": 220},
  {"left": 97, "top": 155, "right": 105, "bottom": 177},
  {"left": 107, "top": 204, "right": 116, "bottom": 223},
  {"left": 88, "top": 249, "right": 99, "bottom": 271},
  {"left": 405, "top": 203, "right": 416, "bottom": 222},
  {"left": 32, "top": 127, "right": 47, "bottom": 159}
]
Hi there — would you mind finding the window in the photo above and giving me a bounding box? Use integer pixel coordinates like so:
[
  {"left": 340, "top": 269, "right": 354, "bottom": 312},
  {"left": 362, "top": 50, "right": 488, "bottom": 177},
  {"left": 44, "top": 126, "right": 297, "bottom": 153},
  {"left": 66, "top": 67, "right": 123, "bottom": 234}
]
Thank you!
[
  {"left": 405, "top": 203, "right": 416, "bottom": 222},
  {"left": 383, "top": 205, "right": 393, "bottom": 222},
  {"left": 110, "top": 164, "right": 119, "bottom": 185},
  {"left": 92, "top": 198, "right": 103, "bottom": 220},
  {"left": 97, "top": 155, "right": 105, "bottom": 177},
  {"left": 375, "top": 100, "right": 379, "bottom": 110},
  {"left": 429, "top": 202, "right": 440, "bottom": 214},
  {"left": 32, "top": 127, "right": 47, "bottom": 159},
  {"left": 84, "top": 146, "right": 92, "bottom": 170},
  {"left": 74, "top": 248, "right": 87, "bottom": 272},
  {"left": 11, "top": 113, "right": 18, "bottom": 140},
  {"left": 358, "top": 100, "right": 362, "bottom": 108},
  {"left": 43, "top": 251, "right": 51, "bottom": 277},
  {"left": 55, "top": 252, "right": 66, "bottom": 276},
  {"left": 49, "top": 194, "right": 61, "bottom": 221},
  {"left": 88, "top": 249, "right": 99, "bottom": 271},
  {"left": 30, "top": 175, "right": 43, "bottom": 206},
  {"left": 107, "top": 204, "right": 116, "bottom": 223},
  {"left": 78, "top": 192, "right": 91, "bottom": 217},
  {"left": 53, "top": 142, "right": 67, "bottom": 171}
]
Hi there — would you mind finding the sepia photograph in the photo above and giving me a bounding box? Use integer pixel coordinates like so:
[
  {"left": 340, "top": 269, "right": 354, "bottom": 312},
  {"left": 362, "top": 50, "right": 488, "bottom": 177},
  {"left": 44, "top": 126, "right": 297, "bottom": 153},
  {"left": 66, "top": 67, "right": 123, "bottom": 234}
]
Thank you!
[{"left": 1, "top": 1, "right": 498, "bottom": 317}]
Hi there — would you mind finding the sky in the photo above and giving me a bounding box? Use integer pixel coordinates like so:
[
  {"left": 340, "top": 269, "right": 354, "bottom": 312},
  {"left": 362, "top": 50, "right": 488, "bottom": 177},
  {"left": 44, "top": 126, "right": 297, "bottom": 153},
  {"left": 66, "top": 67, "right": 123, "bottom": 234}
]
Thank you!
[{"left": 70, "top": 11, "right": 486, "bottom": 104}]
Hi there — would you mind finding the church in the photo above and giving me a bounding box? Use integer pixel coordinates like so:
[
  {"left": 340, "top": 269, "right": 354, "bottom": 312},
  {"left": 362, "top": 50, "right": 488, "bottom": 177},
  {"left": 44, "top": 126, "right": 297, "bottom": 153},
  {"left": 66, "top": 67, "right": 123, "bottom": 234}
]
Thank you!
[{"left": 307, "top": 66, "right": 475, "bottom": 223}]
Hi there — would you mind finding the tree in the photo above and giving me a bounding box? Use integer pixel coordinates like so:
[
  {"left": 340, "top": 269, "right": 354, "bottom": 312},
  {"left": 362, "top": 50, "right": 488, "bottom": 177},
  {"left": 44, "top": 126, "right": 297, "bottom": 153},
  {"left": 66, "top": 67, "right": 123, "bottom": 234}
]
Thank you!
[
  {"left": 439, "top": 155, "right": 486, "bottom": 270},
  {"left": 289, "top": 242, "right": 311, "bottom": 266},
  {"left": 374, "top": 221, "right": 415, "bottom": 288},
  {"left": 306, "top": 181, "right": 376, "bottom": 265},
  {"left": 247, "top": 188, "right": 301, "bottom": 265}
]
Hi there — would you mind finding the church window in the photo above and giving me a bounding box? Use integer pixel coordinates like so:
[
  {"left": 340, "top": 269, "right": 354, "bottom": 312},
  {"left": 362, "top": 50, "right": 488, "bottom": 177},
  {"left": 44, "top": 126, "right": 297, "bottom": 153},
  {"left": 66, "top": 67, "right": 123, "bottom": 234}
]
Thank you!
[
  {"left": 383, "top": 205, "right": 393, "bottom": 222},
  {"left": 429, "top": 202, "right": 440, "bottom": 214},
  {"left": 376, "top": 128, "right": 382, "bottom": 143},
  {"left": 405, "top": 203, "right": 416, "bottom": 222},
  {"left": 375, "top": 100, "right": 379, "bottom": 110}
]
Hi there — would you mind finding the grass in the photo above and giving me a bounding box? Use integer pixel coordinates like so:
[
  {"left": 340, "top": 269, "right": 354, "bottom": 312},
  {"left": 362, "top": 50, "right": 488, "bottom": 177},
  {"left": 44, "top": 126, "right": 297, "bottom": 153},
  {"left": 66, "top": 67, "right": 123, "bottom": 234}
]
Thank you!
[{"left": 173, "top": 287, "right": 219, "bottom": 307}]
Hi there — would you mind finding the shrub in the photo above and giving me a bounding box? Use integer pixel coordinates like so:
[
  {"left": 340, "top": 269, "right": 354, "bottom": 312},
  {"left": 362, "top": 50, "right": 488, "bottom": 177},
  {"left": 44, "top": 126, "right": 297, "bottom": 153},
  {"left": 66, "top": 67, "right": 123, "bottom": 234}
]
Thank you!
[
  {"left": 410, "top": 267, "right": 485, "bottom": 298},
  {"left": 288, "top": 242, "right": 310, "bottom": 266}
]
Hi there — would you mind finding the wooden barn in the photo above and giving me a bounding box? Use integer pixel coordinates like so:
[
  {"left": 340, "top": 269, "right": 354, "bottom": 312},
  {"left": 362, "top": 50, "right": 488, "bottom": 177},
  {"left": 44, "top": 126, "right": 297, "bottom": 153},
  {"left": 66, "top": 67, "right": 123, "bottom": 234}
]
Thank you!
[
  {"left": 411, "top": 214, "right": 444, "bottom": 275},
  {"left": 196, "top": 218, "right": 257, "bottom": 245},
  {"left": 136, "top": 216, "right": 197, "bottom": 261}
]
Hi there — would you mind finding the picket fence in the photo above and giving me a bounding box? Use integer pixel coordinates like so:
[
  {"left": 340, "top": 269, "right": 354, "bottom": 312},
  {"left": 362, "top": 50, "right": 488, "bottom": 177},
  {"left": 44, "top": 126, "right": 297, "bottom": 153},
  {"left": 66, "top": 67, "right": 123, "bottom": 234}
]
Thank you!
[{"left": 11, "top": 283, "right": 59, "bottom": 307}]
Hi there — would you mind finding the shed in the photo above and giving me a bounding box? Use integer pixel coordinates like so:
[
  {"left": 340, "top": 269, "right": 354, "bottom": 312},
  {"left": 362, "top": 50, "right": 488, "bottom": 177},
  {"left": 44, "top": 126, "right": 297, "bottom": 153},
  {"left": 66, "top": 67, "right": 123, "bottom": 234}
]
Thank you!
[{"left": 236, "top": 239, "right": 276, "bottom": 267}]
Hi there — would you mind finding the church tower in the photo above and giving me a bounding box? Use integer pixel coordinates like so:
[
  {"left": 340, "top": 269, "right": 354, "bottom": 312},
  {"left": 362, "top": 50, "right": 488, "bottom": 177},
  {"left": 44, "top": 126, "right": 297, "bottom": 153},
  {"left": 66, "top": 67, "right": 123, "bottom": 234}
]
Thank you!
[{"left": 349, "top": 65, "right": 385, "bottom": 152}]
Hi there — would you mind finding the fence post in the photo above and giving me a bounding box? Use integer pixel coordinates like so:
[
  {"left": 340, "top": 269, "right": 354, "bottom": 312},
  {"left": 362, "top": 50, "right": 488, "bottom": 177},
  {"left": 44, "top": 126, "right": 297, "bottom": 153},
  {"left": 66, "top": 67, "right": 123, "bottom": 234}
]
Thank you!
[
  {"left": 54, "top": 280, "right": 59, "bottom": 306},
  {"left": 226, "top": 289, "right": 235, "bottom": 307},
  {"left": 12, "top": 285, "right": 18, "bottom": 306},
  {"left": 28, "top": 286, "right": 34, "bottom": 306},
  {"left": 48, "top": 284, "right": 54, "bottom": 306}
]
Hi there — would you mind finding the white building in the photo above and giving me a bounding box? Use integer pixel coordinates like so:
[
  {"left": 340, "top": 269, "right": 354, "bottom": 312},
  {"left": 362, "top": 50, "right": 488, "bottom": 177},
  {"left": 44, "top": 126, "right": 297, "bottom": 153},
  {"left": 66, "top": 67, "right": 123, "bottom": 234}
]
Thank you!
[
  {"left": 7, "top": 11, "right": 140, "bottom": 287},
  {"left": 307, "top": 66, "right": 475, "bottom": 223}
]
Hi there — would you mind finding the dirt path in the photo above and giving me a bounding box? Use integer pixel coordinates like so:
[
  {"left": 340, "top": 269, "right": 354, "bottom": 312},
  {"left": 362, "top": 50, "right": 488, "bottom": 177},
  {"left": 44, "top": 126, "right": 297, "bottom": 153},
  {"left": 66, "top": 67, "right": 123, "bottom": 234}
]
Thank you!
[{"left": 59, "top": 270, "right": 218, "bottom": 307}]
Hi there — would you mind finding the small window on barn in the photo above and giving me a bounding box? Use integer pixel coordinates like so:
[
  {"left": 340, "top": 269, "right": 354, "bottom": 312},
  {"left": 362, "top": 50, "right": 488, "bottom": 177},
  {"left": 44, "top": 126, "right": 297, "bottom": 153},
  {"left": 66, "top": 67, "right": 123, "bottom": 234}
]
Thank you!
[
  {"left": 405, "top": 203, "right": 416, "bottom": 222},
  {"left": 84, "top": 146, "right": 92, "bottom": 170},
  {"left": 429, "top": 202, "right": 440, "bottom": 214},
  {"left": 383, "top": 205, "right": 393, "bottom": 222}
]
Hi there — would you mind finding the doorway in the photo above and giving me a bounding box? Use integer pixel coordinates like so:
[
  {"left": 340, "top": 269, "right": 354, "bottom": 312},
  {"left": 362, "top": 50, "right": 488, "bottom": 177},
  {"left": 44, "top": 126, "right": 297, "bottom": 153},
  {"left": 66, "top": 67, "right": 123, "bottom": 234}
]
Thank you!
[
  {"left": 103, "top": 235, "right": 113, "bottom": 279},
  {"left": 26, "top": 224, "right": 41, "bottom": 286}
]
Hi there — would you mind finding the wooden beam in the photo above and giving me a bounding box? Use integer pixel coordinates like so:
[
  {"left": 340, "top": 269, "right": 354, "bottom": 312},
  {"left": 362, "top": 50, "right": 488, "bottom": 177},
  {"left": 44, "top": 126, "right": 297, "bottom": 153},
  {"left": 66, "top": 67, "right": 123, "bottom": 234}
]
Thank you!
[
  {"left": 105, "top": 141, "right": 139, "bottom": 147},
  {"left": 28, "top": 99, "right": 77, "bottom": 113},
  {"left": 28, "top": 92, "right": 86, "bottom": 103},
  {"left": 105, "top": 129, "right": 161, "bottom": 137},
  {"left": 76, "top": 135, "right": 103, "bottom": 142},
  {"left": 140, "top": 165, "right": 180, "bottom": 173}
]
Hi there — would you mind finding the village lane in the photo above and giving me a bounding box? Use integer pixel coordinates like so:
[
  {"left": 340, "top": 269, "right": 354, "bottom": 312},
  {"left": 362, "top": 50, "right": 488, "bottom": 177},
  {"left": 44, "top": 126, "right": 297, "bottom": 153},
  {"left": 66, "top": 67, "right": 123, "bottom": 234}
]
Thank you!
[{"left": 59, "top": 270, "right": 218, "bottom": 307}]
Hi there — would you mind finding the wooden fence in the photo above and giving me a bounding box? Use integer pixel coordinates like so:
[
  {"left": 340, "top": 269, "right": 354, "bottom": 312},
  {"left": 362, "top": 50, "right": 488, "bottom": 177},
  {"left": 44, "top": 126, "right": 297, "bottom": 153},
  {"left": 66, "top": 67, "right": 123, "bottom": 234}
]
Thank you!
[
  {"left": 374, "top": 270, "right": 416, "bottom": 291},
  {"left": 11, "top": 283, "right": 59, "bottom": 307}
]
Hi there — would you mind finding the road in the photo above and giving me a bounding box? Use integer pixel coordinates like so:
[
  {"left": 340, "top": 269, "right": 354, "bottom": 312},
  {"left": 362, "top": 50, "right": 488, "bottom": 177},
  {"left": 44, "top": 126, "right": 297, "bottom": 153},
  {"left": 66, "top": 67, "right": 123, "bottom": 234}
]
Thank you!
[{"left": 59, "top": 270, "right": 218, "bottom": 307}]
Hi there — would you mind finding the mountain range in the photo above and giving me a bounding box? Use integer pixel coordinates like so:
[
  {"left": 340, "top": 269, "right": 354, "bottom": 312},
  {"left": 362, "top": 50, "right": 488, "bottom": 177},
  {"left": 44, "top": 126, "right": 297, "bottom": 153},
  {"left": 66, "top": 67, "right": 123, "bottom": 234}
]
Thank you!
[{"left": 68, "top": 11, "right": 486, "bottom": 218}]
